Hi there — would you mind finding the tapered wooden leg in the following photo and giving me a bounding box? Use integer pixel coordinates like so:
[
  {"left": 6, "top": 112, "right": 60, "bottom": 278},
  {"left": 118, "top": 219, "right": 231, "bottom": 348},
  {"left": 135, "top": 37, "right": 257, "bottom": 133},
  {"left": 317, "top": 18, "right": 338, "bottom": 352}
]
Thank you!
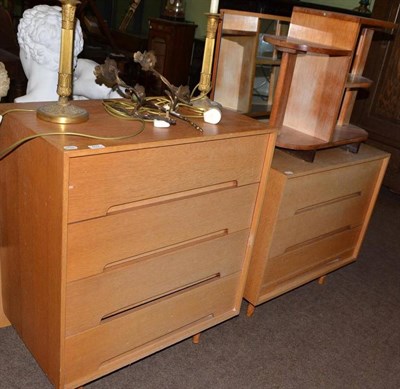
[
  {"left": 318, "top": 275, "right": 327, "bottom": 285},
  {"left": 192, "top": 333, "right": 201, "bottom": 344},
  {"left": 246, "top": 303, "right": 255, "bottom": 317}
]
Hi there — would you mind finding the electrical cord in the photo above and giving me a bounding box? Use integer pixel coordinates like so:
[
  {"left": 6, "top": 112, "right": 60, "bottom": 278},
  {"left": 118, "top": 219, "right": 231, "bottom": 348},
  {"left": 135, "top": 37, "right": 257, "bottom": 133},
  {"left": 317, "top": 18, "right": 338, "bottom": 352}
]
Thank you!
[
  {"left": 102, "top": 97, "right": 205, "bottom": 120},
  {"left": 101, "top": 98, "right": 205, "bottom": 132},
  {"left": 0, "top": 108, "right": 146, "bottom": 160},
  {"left": 0, "top": 108, "right": 36, "bottom": 118}
]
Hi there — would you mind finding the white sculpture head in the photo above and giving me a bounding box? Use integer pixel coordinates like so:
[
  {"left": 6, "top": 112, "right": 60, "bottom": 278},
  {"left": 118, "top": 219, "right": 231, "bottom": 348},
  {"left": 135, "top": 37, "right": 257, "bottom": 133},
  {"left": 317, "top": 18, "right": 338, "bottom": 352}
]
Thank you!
[
  {"left": 17, "top": 5, "right": 83, "bottom": 75},
  {"left": 15, "top": 4, "right": 120, "bottom": 103}
]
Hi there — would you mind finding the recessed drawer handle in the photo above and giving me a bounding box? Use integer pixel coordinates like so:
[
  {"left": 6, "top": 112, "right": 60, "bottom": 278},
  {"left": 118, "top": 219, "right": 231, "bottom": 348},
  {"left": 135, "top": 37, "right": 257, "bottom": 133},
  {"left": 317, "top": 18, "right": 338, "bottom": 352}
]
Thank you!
[
  {"left": 99, "top": 314, "right": 214, "bottom": 369},
  {"left": 100, "top": 273, "right": 221, "bottom": 323},
  {"left": 295, "top": 191, "right": 362, "bottom": 215},
  {"left": 327, "top": 257, "right": 342, "bottom": 264},
  {"left": 106, "top": 180, "right": 238, "bottom": 215},
  {"left": 104, "top": 229, "right": 229, "bottom": 271},
  {"left": 285, "top": 225, "right": 352, "bottom": 253}
]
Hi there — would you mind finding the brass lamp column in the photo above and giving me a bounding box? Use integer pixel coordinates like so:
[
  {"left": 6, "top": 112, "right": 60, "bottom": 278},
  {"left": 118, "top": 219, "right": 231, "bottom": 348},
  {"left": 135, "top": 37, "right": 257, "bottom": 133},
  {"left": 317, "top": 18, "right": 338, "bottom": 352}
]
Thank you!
[
  {"left": 198, "top": 13, "right": 219, "bottom": 95},
  {"left": 191, "top": 3, "right": 222, "bottom": 125},
  {"left": 37, "top": 0, "right": 88, "bottom": 124}
]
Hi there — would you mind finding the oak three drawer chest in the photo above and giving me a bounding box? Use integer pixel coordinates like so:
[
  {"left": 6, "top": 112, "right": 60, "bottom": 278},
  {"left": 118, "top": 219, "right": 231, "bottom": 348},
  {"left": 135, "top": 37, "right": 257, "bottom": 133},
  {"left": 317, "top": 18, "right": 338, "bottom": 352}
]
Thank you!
[{"left": 0, "top": 100, "right": 277, "bottom": 388}]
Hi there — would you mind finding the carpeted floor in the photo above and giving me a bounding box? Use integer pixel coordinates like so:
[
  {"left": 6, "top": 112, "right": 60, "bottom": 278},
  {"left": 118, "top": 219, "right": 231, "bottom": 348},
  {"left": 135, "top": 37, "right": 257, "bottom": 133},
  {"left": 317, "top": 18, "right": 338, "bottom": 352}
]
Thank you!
[{"left": 1, "top": 187, "right": 399, "bottom": 389}]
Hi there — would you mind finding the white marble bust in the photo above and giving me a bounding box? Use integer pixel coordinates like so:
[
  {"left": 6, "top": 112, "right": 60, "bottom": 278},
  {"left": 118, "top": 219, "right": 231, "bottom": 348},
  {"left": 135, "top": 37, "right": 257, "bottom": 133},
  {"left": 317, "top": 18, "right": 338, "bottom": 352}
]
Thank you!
[{"left": 15, "top": 5, "right": 119, "bottom": 103}]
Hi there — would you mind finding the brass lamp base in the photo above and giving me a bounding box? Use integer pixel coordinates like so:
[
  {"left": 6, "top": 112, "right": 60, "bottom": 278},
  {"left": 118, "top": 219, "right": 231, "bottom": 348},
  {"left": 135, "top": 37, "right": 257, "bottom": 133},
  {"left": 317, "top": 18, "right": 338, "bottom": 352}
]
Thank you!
[
  {"left": 36, "top": 1, "right": 88, "bottom": 125},
  {"left": 37, "top": 101, "right": 89, "bottom": 124}
]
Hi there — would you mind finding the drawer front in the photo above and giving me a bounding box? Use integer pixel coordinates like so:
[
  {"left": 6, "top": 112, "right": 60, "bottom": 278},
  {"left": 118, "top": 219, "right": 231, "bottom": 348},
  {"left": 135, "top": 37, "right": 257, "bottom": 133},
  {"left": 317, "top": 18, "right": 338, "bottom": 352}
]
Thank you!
[
  {"left": 65, "top": 274, "right": 240, "bottom": 386},
  {"left": 277, "top": 159, "right": 381, "bottom": 220},
  {"left": 66, "top": 230, "right": 249, "bottom": 336},
  {"left": 67, "top": 184, "right": 258, "bottom": 281},
  {"left": 269, "top": 160, "right": 381, "bottom": 258},
  {"left": 270, "top": 192, "right": 367, "bottom": 258},
  {"left": 68, "top": 135, "right": 267, "bottom": 222},
  {"left": 262, "top": 226, "right": 361, "bottom": 291},
  {"left": 149, "top": 21, "right": 175, "bottom": 35}
]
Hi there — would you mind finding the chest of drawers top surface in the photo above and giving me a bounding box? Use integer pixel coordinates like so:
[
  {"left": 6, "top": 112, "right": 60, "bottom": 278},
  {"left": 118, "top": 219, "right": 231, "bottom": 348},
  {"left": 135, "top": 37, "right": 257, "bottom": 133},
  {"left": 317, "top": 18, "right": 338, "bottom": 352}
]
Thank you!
[
  {"left": 271, "top": 144, "right": 389, "bottom": 177},
  {"left": 1, "top": 100, "right": 275, "bottom": 154}
]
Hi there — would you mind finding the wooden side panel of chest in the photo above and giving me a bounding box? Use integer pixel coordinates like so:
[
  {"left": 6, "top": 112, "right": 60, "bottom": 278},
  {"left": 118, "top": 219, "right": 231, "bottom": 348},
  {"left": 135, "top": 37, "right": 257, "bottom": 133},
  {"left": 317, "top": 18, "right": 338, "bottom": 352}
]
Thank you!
[
  {"left": 0, "top": 118, "right": 66, "bottom": 386},
  {"left": 0, "top": 267, "right": 10, "bottom": 327}
]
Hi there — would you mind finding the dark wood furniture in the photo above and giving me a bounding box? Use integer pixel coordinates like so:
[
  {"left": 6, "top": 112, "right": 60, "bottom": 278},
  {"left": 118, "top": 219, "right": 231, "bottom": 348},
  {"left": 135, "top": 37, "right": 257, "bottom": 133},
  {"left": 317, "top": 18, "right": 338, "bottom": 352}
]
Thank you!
[
  {"left": 218, "top": 0, "right": 372, "bottom": 17},
  {"left": 352, "top": 0, "right": 400, "bottom": 193},
  {"left": 0, "top": 5, "right": 26, "bottom": 101},
  {"left": 148, "top": 17, "right": 197, "bottom": 93}
]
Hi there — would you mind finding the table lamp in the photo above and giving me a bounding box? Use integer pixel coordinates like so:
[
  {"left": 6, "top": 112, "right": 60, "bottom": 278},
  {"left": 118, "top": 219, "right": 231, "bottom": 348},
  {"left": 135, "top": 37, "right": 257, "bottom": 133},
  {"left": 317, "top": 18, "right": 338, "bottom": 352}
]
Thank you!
[{"left": 37, "top": 0, "right": 88, "bottom": 124}]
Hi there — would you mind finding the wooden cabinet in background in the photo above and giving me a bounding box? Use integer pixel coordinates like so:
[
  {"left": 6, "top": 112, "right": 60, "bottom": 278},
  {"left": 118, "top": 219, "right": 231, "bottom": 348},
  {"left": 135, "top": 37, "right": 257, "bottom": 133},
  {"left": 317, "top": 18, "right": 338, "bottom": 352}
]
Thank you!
[
  {"left": 0, "top": 100, "right": 276, "bottom": 388},
  {"left": 212, "top": 9, "right": 290, "bottom": 117},
  {"left": 352, "top": 0, "right": 400, "bottom": 193},
  {"left": 264, "top": 7, "right": 396, "bottom": 154},
  {"left": 0, "top": 5, "right": 26, "bottom": 101},
  {"left": 148, "top": 17, "right": 197, "bottom": 93},
  {"left": 244, "top": 144, "right": 389, "bottom": 316}
]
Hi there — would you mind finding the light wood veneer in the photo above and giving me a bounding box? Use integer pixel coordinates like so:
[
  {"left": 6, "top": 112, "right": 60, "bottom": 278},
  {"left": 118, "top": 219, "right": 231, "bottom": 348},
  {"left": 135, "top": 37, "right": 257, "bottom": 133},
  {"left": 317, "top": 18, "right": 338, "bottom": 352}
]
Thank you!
[
  {"left": 0, "top": 266, "right": 10, "bottom": 327},
  {"left": 0, "top": 100, "right": 276, "bottom": 388},
  {"left": 244, "top": 144, "right": 389, "bottom": 314},
  {"left": 212, "top": 9, "right": 290, "bottom": 115},
  {"left": 267, "top": 7, "right": 396, "bottom": 151}
]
